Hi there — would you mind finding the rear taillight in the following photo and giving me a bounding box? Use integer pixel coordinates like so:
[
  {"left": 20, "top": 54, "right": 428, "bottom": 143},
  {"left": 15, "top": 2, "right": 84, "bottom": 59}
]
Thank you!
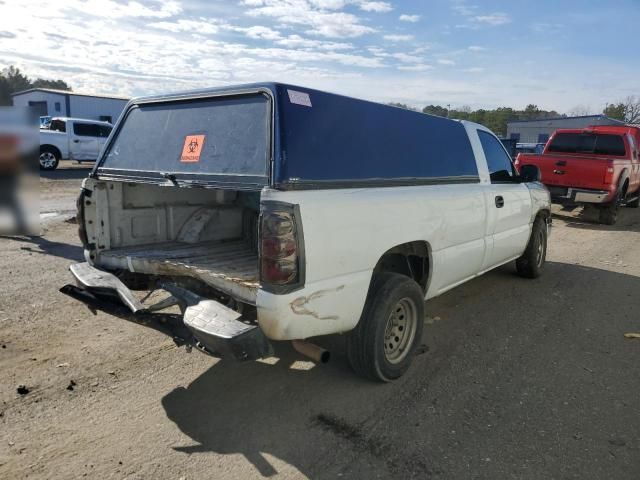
[
  {"left": 260, "top": 203, "right": 304, "bottom": 292},
  {"left": 604, "top": 165, "right": 614, "bottom": 185}
]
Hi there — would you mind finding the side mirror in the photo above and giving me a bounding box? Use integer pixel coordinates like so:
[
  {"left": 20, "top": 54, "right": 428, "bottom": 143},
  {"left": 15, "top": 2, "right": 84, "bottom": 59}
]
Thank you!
[{"left": 519, "top": 164, "right": 541, "bottom": 183}]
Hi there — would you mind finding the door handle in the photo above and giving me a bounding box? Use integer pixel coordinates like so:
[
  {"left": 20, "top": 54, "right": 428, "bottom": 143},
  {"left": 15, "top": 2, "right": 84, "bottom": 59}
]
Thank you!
[
  {"left": 73, "top": 139, "right": 80, "bottom": 143},
  {"left": 555, "top": 160, "right": 567, "bottom": 166},
  {"left": 495, "top": 195, "right": 504, "bottom": 208}
]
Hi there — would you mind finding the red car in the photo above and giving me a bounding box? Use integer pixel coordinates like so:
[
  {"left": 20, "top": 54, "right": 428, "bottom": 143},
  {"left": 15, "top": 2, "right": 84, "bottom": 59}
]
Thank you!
[{"left": 515, "top": 125, "right": 640, "bottom": 224}]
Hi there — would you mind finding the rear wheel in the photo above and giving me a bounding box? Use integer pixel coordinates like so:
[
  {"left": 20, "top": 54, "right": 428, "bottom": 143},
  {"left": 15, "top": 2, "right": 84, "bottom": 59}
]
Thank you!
[
  {"left": 346, "top": 273, "right": 424, "bottom": 382},
  {"left": 599, "top": 193, "right": 620, "bottom": 225},
  {"left": 39, "top": 146, "right": 60, "bottom": 170},
  {"left": 516, "top": 217, "right": 547, "bottom": 278}
]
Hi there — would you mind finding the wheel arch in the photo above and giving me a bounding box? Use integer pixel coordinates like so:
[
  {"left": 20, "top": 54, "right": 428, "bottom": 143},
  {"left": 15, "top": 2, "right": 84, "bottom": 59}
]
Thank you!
[
  {"left": 369, "top": 240, "right": 432, "bottom": 296},
  {"left": 40, "top": 144, "right": 62, "bottom": 160},
  {"left": 618, "top": 168, "right": 630, "bottom": 195},
  {"left": 535, "top": 208, "right": 550, "bottom": 222}
]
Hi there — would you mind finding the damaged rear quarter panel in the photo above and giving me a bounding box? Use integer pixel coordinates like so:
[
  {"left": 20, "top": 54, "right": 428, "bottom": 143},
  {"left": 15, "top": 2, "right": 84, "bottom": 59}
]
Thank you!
[{"left": 257, "top": 271, "right": 371, "bottom": 340}]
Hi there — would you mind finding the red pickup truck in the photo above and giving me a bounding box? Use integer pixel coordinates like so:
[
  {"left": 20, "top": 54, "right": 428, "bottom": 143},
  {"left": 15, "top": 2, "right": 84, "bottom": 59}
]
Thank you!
[{"left": 515, "top": 125, "right": 640, "bottom": 224}]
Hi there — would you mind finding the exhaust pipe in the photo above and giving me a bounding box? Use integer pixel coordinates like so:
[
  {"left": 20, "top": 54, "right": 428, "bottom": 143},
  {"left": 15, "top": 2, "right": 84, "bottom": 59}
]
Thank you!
[{"left": 292, "top": 340, "right": 330, "bottom": 364}]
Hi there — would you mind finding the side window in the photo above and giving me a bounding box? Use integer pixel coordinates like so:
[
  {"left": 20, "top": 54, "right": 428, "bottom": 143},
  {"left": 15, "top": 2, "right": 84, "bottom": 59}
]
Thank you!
[
  {"left": 478, "top": 130, "right": 515, "bottom": 182},
  {"left": 50, "top": 119, "right": 66, "bottom": 133},
  {"left": 97, "top": 125, "right": 112, "bottom": 138},
  {"left": 73, "top": 123, "right": 100, "bottom": 137}
]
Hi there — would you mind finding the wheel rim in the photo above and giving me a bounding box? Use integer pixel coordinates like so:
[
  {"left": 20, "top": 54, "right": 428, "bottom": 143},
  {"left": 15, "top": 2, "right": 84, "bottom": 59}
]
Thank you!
[
  {"left": 383, "top": 297, "right": 418, "bottom": 364},
  {"left": 536, "top": 229, "right": 545, "bottom": 267},
  {"left": 40, "top": 152, "right": 56, "bottom": 168}
]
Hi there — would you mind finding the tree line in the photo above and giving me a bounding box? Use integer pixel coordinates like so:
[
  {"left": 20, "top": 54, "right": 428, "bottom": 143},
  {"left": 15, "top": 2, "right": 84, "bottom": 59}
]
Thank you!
[
  {"left": 390, "top": 97, "right": 640, "bottom": 137},
  {"left": 0, "top": 66, "right": 71, "bottom": 106}
]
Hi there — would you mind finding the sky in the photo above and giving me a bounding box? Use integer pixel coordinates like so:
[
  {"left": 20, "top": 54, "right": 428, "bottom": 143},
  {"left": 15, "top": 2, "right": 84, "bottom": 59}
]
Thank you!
[{"left": 0, "top": 0, "right": 638, "bottom": 112}]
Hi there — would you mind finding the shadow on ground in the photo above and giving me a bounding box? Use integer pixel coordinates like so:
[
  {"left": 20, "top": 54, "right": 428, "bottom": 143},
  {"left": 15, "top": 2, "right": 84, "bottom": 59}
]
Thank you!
[
  {"left": 1, "top": 234, "right": 84, "bottom": 262},
  {"left": 40, "top": 165, "right": 92, "bottom": 181},
  {"left": 161, "top": 262, "right": 640, "bottom": 479},
  {"left": 553, "top": 205, "right": 640, "bottom": 233}
]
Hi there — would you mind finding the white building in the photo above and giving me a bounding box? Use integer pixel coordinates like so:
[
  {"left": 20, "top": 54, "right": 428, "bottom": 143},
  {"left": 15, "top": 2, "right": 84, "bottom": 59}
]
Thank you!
[
  {"left": 506, "top": 114, "right": 626, "bottom": 144},
  {"left": 12, "top": 88, "right": 129, "bottom": 124}
]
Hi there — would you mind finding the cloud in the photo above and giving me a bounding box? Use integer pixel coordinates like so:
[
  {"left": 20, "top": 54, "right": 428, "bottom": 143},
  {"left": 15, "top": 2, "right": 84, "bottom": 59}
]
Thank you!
[
  {"left": 275, "top": 34, "right": 353, "bottom": 50},
  {"left": 392, "top": 52, "right": 423, "bottom": 64},
  {"left": 464, "top": 67, "right": 484, "bottom": 73},
  {"left": 451, "top": 2, "right": 511, "bottom": 27},
  {"left": 531, "top": 22, "right": 564, "bottom": 33},
  {"left": 383, "top": 34, "right": 413, "bottom": 42},
  {"left": 467, "top": 45, "right": 485, "bottom": 52},
  {"left": 69, "top": 0, "right": 181, "bottom": 19},
  {"left": 149, "top": 19, "right": 219, "bottom": 35},
  {"left": 452, "top": 3, "right": 477, "bottom": 17},
  {"left": 437, "top": 59, "right": 455, "bottom": 66},
  {"left": 242, "top": 25, "right": 283, "bottom": 41},
  {"left": 474, "top": 13, "right": 510, "bottom": 25},
  {"left": 358, "top": 1, "right": 392, "bottom": 12},
  {"left": 398, "top": 64, "right": 432, "bottom": 71},
  {"left": 399, "top": 14, "right": 420, "bottom": 22},
  {"left": 242, "top": 0, "right": 377, "bottom": 38}
]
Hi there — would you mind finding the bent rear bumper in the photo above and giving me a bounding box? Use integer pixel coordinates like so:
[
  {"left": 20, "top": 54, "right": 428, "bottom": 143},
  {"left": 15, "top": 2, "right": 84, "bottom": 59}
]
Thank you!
[{"left": 61, "top": 262, "right": 273, "bottom": 361}]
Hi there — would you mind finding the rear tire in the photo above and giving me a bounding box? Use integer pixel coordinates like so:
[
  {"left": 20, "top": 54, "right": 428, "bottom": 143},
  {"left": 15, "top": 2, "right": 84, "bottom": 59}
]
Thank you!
[
  {"left": 39, "top": 146, "right": 60, "bottom": 170},
  {"left": 346, "top": 273, "right": 424, "bottom": 382},
  {"left": 516, "top": 217, "right": 547, "bottom": 278},
  {"left": 599, "top": 195, "right": 619, "bottom": 225}
]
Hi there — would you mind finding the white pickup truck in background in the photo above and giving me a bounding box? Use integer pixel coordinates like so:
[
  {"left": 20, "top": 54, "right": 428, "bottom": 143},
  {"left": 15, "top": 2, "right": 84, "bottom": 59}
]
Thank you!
[
  {"left": 39, "top": 117, "right": 112, "bottom": 170},
  {"left": 61, "top": 83, "right": 552, "bottom": 382}
]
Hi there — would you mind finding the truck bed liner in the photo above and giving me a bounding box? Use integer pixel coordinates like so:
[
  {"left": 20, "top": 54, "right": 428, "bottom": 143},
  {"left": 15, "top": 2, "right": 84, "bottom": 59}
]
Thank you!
[{"left": 98, "top": 240, "right": 259, "bottom": 304}]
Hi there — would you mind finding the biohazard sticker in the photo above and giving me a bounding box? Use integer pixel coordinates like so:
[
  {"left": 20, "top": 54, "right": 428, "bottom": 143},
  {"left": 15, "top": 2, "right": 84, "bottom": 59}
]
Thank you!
[{"left": 180, "top": 134, "right": 205, "bottom": 162}]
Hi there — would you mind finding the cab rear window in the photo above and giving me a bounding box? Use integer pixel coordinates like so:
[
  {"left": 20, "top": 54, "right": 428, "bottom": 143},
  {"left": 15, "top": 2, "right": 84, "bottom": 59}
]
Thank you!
[{"left": 547, "top": 133, "right": 626, "bottom": 156}]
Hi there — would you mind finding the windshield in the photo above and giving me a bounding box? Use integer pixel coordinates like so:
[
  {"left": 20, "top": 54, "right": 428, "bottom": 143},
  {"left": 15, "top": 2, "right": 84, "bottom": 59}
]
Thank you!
[
  {"left": 547, "top": 133, "right": 626, "bottom": 156},
  {"left": 99, "top": 93, "right": 271, "bottom": 180}
]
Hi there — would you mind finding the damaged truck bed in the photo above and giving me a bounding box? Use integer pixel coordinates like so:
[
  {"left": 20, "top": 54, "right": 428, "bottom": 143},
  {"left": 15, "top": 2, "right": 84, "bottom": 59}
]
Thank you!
[{"left": 98, "top": 240, "right": 259, "bottom": 304}]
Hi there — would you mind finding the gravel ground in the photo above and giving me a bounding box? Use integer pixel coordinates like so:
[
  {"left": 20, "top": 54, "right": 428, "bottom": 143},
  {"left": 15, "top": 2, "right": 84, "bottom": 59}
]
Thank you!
[{"left": 1, "top": 168, "right": 639, "bottom": 479}]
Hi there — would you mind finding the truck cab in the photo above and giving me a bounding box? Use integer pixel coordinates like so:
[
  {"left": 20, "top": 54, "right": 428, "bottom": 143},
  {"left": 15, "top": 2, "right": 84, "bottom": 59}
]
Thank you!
[
  {"left": 39, "top": 117, "right": 113, "bottom": 170},
  {"left": 61, "top": 83, "right": 551, "bottom": 381}
]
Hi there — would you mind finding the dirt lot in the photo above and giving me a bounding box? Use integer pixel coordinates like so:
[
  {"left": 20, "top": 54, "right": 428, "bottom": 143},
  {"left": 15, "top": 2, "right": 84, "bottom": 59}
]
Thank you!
[{"left": 1, "top": 166, "right": 639, "bottom": 479}]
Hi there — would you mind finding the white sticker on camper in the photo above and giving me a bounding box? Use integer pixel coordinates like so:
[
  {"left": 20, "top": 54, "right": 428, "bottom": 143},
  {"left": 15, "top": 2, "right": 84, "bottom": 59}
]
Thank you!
[{"left": 287, "top": 89, "right": 312, "bottom": 107}]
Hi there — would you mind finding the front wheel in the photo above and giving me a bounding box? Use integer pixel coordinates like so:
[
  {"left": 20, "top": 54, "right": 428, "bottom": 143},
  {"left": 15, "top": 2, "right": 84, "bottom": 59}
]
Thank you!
[
  {"left": 516, "top": 217, "right": 547, "bottom": 278},
  {"left": 346, "top": 273, "right": 424, "bottom": 382}
]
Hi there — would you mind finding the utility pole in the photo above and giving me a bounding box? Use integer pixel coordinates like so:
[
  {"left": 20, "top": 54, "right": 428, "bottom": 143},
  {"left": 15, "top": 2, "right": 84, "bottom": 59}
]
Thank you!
[{"left": 446, "top": 104, "right": 451, "bottom": 118}]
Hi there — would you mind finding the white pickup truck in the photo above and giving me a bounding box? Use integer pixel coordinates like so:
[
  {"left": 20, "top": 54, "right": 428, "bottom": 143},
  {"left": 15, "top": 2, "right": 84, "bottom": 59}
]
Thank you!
[
  {"left": 61, "top": 83, "right": 551, "bottom": 381},
  {"left": 39, "top": 117, "right": 112, "bottom": 170}
]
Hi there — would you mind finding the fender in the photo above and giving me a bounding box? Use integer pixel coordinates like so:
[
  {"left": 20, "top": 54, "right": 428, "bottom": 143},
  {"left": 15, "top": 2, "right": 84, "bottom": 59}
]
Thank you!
[
  {"left": 617, "top": 168, "right": 630, "bottom": 197},
  {"left": 40, "top": 144, "right": 62, "bottom": 159}
]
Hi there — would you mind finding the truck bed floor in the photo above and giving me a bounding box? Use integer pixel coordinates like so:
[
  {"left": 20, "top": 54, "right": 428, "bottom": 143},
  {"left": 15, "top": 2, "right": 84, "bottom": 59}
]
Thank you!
[{"left": 97, "top": 240, "right": 259, "bottom": 304}]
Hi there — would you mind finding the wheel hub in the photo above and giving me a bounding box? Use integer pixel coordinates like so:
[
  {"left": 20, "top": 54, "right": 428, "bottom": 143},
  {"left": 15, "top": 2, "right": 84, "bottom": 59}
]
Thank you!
[
  {"left": 40, "top": 152, "right": 56, "bottom": 168},
  {"left": 383, "top": 297, "right": 417, "bottom": 364}
]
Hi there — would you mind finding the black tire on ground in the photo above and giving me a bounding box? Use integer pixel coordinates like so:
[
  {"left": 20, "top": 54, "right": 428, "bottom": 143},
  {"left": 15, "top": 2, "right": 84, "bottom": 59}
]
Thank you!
[
  {"left": 346, "top": 272, "right": 424, "bottom": 382},
  {"left": 599, "top": 195, "right": 619, "bottom": 225},
  {"left": 39, "top": 146, "right": 60, "bottom": 170},
  {"left": 516, "top": 216, "right": 547, "bottom": 279}
]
